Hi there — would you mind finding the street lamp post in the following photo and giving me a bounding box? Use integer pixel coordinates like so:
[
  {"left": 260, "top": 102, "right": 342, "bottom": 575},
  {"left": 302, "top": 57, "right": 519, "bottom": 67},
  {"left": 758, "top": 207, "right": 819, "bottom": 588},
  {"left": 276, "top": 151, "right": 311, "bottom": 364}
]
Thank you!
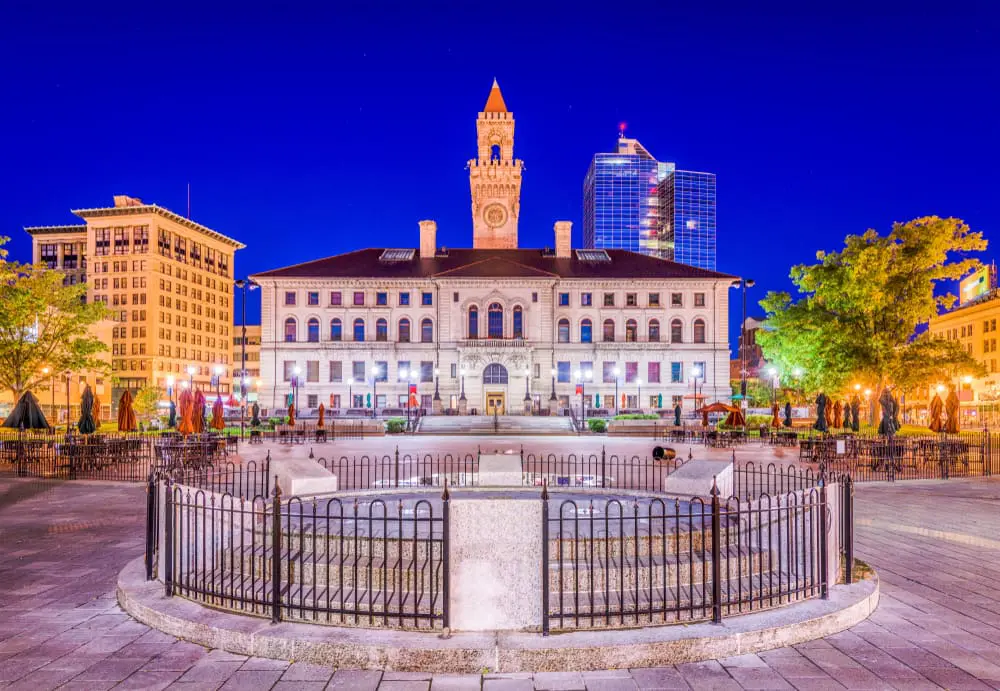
[
  {"left": 64, "top": 371, "right": 71, "bottom": 431},
  {"left": 372, "top": 364, "right": 382, "bottom": 418},
  {"left": 523, "top": 367, "right": 531, "bottom": 413},
  {"left": 459, "top": 364, "right": 467, "bottom": 411},
  {"left": 213, "top": 365, "right": 223, "bottom": 398},
  {"left": 166, "top": 375, "right": 175, "bottom": 428},
  {"left": 347, "top": 377, "right": 354, "bottom": 411},
  {"left": 187, "top": 365, "right": 196, "bottom": 391},
  {"left": 691, "top": 366, "right": 704, "bottom": 409},
  {"left": 234, "top": 278, "right": 259, "bottom": 437},
  {"left": 730, "top": 278, "right": 756, "bottom": 402},
  {"left": 637, "top": 377, "right": 643, "bottom": 413},
  {"left": 433, "top": 367, "right": 440, "bottom": 411},
  {"left": 42, "top": 367, "right": 53, "bottom": 424},
  {"left": 401, "top": 368, "right": 411, "bottom": 430},
  {"left": 292, "top": 366, "right": 301, "bottom": 412},
  {"left": 613, "top": 366, "right": 620, "bottom": 414},
  {"left": 549, "top": 367, "right": 556, "bottom": 401},
  {"left": 768, "top": 367, "right": 778, "bottom": 406}
]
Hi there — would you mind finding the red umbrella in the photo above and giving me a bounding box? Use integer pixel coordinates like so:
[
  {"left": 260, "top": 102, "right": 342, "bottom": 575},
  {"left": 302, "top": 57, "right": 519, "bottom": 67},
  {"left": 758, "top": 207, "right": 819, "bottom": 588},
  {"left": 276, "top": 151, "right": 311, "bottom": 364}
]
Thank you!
[
  {"left": 317, "top": 403, "right": 325, "bottom": 428},
  {"left": 177, "top": 389, "right": 194, "bottom": 436},
  {"left": 117, "top": 389, "right": 137, "bottom": 432},
  {"left": 193, "top": 390, "right": 206, "bottom": 434},
  {"left": 226, "top": 394, "right": 239, "bottom": 407},
  {"left": 211, "top": 396, "right": 225, "bottom": 431}
]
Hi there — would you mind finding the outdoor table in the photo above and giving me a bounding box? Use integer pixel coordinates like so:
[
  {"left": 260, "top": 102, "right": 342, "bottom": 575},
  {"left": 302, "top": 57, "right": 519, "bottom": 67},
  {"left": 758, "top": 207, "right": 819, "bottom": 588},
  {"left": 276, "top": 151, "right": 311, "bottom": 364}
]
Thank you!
[
  {"left": 315, "top": 428, "right": 327, "bottom": 443},
  {"left": 249, "top": 430, "right": 262, "bottom": 444}
]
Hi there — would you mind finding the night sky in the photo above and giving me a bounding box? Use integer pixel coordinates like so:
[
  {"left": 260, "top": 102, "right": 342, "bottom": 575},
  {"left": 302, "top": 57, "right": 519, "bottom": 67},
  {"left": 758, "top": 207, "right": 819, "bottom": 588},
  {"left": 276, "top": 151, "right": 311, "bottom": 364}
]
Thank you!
[{"left": 3, "top": 1, "right": 998, "bottom": 352}]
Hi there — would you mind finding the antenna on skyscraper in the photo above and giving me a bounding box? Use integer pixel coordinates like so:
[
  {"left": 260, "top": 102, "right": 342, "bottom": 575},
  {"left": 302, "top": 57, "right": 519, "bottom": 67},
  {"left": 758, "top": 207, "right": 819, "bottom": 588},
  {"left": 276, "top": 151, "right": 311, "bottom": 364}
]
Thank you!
[{"left": 618, "top": 122, "right": 627, "bottom": 139}]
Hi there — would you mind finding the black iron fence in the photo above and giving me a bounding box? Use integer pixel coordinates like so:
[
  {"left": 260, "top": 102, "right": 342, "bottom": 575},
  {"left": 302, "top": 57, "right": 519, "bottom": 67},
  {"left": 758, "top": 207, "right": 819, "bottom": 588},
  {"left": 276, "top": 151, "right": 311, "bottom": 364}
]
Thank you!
[
  {"left": 315, "top": 451, "right": 479, "bottom": 490},
  {"left": 156, "top": 478, "right": 447, "bottom": 629},
  {"left": 523, "top": 449, "right": 686, "bottom": 492},
  {"left": 542, "top": 480, "right": 835, "bottom": 632}
]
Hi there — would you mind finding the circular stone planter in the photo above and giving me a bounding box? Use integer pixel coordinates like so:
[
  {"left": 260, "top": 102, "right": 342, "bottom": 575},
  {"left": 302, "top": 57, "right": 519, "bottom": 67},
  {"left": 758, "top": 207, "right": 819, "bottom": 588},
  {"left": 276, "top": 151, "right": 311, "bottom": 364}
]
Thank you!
[{"left": 117, "top": 556, "right": 879, "bottom": 673}]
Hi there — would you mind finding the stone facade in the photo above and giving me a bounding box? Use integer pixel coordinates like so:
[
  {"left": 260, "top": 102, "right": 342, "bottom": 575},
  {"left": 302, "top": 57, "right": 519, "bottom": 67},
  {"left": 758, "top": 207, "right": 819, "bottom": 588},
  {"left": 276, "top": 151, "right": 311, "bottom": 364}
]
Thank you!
[{"left": 470, "top": 80, "right": 523, "bottom": 250}]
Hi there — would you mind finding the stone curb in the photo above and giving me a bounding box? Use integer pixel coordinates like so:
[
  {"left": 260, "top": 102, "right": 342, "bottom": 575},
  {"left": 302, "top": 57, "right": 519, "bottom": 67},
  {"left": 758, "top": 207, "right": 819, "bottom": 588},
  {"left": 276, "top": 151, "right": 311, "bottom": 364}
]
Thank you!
[{"left": 117, "top": 557, "right": 878, "bottom": 673}]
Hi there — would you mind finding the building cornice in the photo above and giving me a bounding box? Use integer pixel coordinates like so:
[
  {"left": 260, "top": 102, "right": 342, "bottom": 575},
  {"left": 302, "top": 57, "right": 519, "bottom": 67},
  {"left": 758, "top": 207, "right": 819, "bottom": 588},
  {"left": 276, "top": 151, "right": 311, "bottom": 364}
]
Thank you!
[{"left": 72, "top": 205, "right": 245, "bottom": 250}]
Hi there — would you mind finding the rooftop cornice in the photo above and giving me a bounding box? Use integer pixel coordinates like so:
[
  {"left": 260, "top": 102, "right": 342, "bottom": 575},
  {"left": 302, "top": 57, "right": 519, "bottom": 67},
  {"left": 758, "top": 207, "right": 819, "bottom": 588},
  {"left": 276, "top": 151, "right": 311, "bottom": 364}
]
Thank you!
[{"left": 71, "top": 205, "right": 246, "bottom": 250}]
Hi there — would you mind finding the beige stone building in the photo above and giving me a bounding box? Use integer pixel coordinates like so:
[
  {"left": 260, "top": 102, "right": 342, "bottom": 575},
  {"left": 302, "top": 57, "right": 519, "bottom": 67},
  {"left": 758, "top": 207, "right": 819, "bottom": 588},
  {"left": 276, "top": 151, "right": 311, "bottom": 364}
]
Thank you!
[
  {"left": 25, "top": 195, "right": 244, "bottom": 408},
  {"left": 233, "top": 325, "right": 262, "bottom": 398},
  {"left": 252, "top": 82, "right": 734, "bottom": 417}
]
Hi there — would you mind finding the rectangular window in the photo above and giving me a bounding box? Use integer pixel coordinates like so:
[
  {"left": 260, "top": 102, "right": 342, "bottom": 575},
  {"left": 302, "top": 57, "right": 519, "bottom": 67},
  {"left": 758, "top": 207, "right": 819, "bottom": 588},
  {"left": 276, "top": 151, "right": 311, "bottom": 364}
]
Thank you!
[
  {"left": 557, "top": 361, "right": 571, "bottom": 383},
  {"left": 626, "top": 293, "right": 637, "bottom": 307},
  {"left": 375, "top": 361, "right": 388, "bottom": 383},
  {"left": 603, "top": 293, "right": 615, "bottom": 307},
  {"left": 580, "top": 361, "right": 593, "bottom": 380},
  {"left": 581, "top": 293, "right": 592, "bottom": 306},
  {"left": 306, "top": 394, "right": 318, "bottom": 409},
  {"left": 559, "top": 293, "right": 570, "bottom": 306},
  {"left": 353, "top": 291, "right": 365, "bottom": 306},
  {"left": 648, "top": 293, "right": 660, "bottom": 307},
  {"left": 284, "top": 291, "right": 296, "bottom": 306},
  {"left": 694, "top": 361, "right": 706, "bottom": 382},
  {"left": 352, "top": 361, "right": 366, "bottom": 382},
  {"left": 452, "top": 292, "right": 459, "bottom": 303},
  {"left": 648, "top": 362, "right": 660, "bottom": 383},
  {"left": 307, "top": 292, "right": 319, "bottom": 306},
  {"left": 532, "top": 292, "right": 538, "bottom": 303},
  {"left": 603, "top": 362, "right": 616, "bottom": 383},
  {"left": 694, "top": 293, "right": 706, "bottom": 307},
  {"left": 625, "top": 362, "right": 638, "bottom": 383},
  {"left": 451, "top": 363, "right": 457, "bottom": 378},
  {"left": 376, "top": 292, "right": 388, "bottom": 306},
  {"left": 671, "top": 293, "right": 683, "bottom": 307},
  {"left": 421, "top": 292, "right": 433, "bottom": 306},
  {"left": 400, "top": 292, "right": 410, "bottom": 306},
  {"left": 306, "top": 361, "right": 319, "bottom": 383},
  {"left": 397, "top": 361, "right": 410, "bottom": 382},
  {"left": 420, "top": 361, "right": 433, "bottom": 383},
  {"left": 283, "top": 360, "right": 295, "bottom": 382},
  {"left": 671, "top": 362, "right": 683, "bottom": 383},
  {"left": 330, "top": 291, "right": 342, "bottom": 306},
  {"left": 94, "top": 228, "right": 110, "bottom": 256}
]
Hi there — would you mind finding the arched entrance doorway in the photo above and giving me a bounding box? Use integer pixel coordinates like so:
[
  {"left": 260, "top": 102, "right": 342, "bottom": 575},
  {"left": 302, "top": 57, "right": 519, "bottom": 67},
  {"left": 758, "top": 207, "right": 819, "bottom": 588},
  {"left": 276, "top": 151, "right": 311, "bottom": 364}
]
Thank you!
[{"left": 483, "top": 363, "right": 508, "bottom": 415}]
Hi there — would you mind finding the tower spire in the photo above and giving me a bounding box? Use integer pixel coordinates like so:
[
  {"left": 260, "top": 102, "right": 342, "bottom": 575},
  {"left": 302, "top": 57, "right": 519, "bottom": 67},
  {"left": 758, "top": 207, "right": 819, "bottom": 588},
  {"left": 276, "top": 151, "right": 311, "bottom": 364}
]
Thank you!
[{"left": 484, "top": 78, "right": 508, "bottom": 113}]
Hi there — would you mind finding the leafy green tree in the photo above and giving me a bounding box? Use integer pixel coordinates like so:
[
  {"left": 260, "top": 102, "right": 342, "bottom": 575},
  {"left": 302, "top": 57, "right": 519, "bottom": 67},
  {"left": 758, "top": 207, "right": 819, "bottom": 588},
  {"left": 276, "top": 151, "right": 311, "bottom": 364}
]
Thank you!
[
  {"left": 0, "top": 238, "right": 108, "bottom": 399},
  {"left": 758, "top": 217, "right": 986, "bottom": 400},
  {"left": 132, "top": 385, "right": 164, "bottom": 424}
]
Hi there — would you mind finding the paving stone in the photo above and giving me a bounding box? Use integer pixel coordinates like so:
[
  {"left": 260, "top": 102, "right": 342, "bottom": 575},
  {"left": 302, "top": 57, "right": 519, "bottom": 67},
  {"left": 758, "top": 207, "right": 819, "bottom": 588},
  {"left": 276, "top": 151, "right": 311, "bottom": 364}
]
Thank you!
[
  {"left": 280, "top": 661, "right": 334, "bottom": 682},
  {"left": 628, "top": 667, "right": 691, "bottom": 689},
  {"left": 531, "top": 671, "right": 586, "bottom": 690},
  {"left": 482, "top": 680, "right": 533, "bottom": 691},
  {"left": 176, "top": 660, "right": 244, "bottom": 683},
  {"left": 430, "top": 673, "right": 483, "bottom": 690},
  {"left": 379, "top": 681, "right": 431, "bottom": 691},
  {"left": 113, "top": 669, "right": 185, "bottom": 690},
  {"left": 73, "top": 656, "right": 151, "bottom": 681},
  {"left": 239, "top": 656, "right": 291, "bottom": 671},
  {"left": 218, "top": 669, "right": 284, "bottom": 689},
  {"left": 327, "top": 669, "right": 382, "bottom": 689},
  {"left": 385, "top": 670, "right": 435, "bottom": 680}
]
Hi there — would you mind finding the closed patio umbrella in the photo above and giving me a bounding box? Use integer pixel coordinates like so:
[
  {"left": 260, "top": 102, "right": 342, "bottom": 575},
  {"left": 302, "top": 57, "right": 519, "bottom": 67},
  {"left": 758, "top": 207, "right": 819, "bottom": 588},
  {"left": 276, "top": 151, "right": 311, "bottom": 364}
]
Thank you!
[
  {"left": 251, "top": 402, "right": 261, "bottom": 427},
  {"left": 771, "top": 402, "right": 781, "bottom": 428},
  {"left": 93, "top": 394, "right": 102, "bottom": 430},
  {"left": 878, "top": 388, "right": 900, "bottom": 437},
  {"left": 784, "top": 401, "right": 793, "bottom": 427},
  {"left": 945, "top": 389, "right": 960, "bottom": 434},
  {"left": 850, "top": 395, "right": 861, "bottom": 432},
  {"left": 673, "top": 403, "right": 681, "bottom": 426},
  {"left": 78, "top": 386, "right": 96, "bottom": 435},
  {"left": 3, "top": 391, "right": 50, "bottom": 430},
  {"left": 928, "top": 393, "right": 944, "bottom": 433},
  {"left": 177, "top": 389, "right": 194, "bottom": 435},
  {"left": 288, "top": 402, "right": 296, "bottom": 427},
  {"left": 813, "top": 393, "right": 829, "bottom": 432},
  {"left": 193, "top": 390, "right": 206, "bottom": 434},
  {"left": 211, "top": 396, "right": 225, "bottom": 431},
  {"left": 317, "top": 403, "right": 325, "bottom": 428},
  {"left": 168, "top": 401, "right": 176, "bottom": 428},
  {"left": 842, "top": 401, "right": 852, "bottom": 429},
  {"left": 833, "top": 400, "right": 843, "bottom": 428},
  {"left": 117, "top": 389, "right": 137, "bottom": 432}
]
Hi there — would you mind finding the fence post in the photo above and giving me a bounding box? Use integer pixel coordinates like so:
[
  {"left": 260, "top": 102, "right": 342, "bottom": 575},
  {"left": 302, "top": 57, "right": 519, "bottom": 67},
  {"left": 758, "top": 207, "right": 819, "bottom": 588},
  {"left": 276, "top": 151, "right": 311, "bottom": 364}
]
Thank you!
[
  {"left": 541, "top": 479, "right": 550, "bottom": 636},
  {"left": 844, "top": 477, "right": 854, "bottom": 584},
  {"left": 710, "top": 477, "right": 722, "bottom": 624},
  {"left": 442, "top": 481, "right": 451, "bottom": 631},
  {"left": 270, "top": 476, "right": 282, "bottom": 624},
  {"left": 394, "top": 446, "right": 400, "bottom": 489},
  {"left": 145, "top": 472, "right": 157, "bottom": 581},
  {"left": 819, "top": 476, "right": 829, "bottom": 600},
  {"left": 163, "top": 479, "right": 174, "bottom": 597},
  {"left": 982, "top": 427, "right": 988, "bottom": 477},
  {"left": 601, "top": 446, "right": 607, "bottom": 489},
  {"left": 988, "top": 429, "right": 994, "bottom": 477}
]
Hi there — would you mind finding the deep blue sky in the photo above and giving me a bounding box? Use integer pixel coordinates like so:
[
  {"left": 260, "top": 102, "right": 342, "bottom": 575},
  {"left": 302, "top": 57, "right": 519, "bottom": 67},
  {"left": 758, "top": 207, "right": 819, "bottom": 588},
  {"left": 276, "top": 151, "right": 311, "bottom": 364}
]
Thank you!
[{"left": 3, "top": 1, "right": 999, "bottom": 353}]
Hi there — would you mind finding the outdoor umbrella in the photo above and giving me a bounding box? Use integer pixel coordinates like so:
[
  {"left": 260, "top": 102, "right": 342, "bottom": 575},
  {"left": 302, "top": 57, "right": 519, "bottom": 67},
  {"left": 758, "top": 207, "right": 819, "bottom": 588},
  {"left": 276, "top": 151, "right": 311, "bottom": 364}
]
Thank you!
[
  {"left": 317, "top": 403, "right": 325, "bottom": 428},
  {"left": 288, "top": 401, "right": 296, "bottom": 426},
  {"left": 673, "top": 403, "right": 681, "bottom": 426},
  {"left": 784, "top": 401, "right": 793, "bottom": 427},
  {"left": 117, "top": 389, "right": 137, "bottom": 432},
  {"left": 168, "top": 401, "right": 177, "bottom": 428},
  {"left": 928, "top": 393, "right": 944, "bottom": 433},
  {"left": 771, "top": 402, "right": 781, "bottom": 428},
  {"left": 251, "top": 402, "right": 261, "bottom": 427},
  {"left": 945, "top": 389, "right": 960, "bottom": 434},
  {"left": 878, "top": 388, "right": 900, "bottom": 437},
  {"left": 843, "top": 401, "right": 852, "bottom": 429},
  {"left": 193, "top": 390, "right": 206, "bottom": 434},
  {"left": 621, "top": 393, "right": 626, "bottom": 410},
  {"left": 226, "top": 394, "right": 239, "bottom": 408},
  {"left": 3, "top": 391, "right": 50, "bottom": 430},
  {"left": 78, "top": 386, "right": 96, "bottom": 434},
  {"left": 813, "top": 393, "right": 829, "bottom": 432},
  {"left": 825, "top": 399, "right": 834, "bottom": 428},
  {"left": 93, "top": 394, "right": 102, "bottom": 430},
  {"left": 833, "top": 400, "right": 843, "bottom": 428},
  {"left": 211, "top": 396, "right": 225, "bottom": 431},
  {"left": 724, "top": 407, "right": 746, "bottom": 428},
  {"left": 177, "top": 389, "right": 194, "bottom": 435},
  {"left": 699, "top": 402, "right": 732, "bottom": 428},
  {"left": 850, "top": 395, "right": 861, "bottom": 432},
  {"left": 657, "top": 393, "right": 663, "bottom": 409}
]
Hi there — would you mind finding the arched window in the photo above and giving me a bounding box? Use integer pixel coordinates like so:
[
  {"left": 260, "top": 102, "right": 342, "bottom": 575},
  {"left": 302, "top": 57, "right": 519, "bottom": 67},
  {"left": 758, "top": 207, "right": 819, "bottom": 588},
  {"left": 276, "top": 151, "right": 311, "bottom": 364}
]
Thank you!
[
  {"left": 468, "top": 306, "right": 478, "bottom": 339},
  {"left": 398, "top": 318, "right": 410, "bottom": 343},
  {"left": 603, "top": 319, "right": 615, "bottom": 342},
  {"left": 375, "top": 318, "right": 388, "bottom": 342},
  {"left": 558, "top": 318, "right": 570, "bottom": 343},
  {"left": 512, "top": 306, "right": 523, "bottom": 339},
  {"left": 671, "top": 319, "right": 683, "bottom": 343},
  {"left": 490, "top": 144, "right": 501, "bottom": 161},
  {"left": 694, "top": 318, "right": 706, "bottom": 343},
  {"left": 581, "top": 318, "right": 592, "bottom": 344},
  {"left": 421, "top": 318, "right": 433, "bottom": 343},
  {"left": 648, "top": 319, "right": 660, "bottom": 343},
  {"left": 488, "top": 303, "right": 504, "bottom": 338},
  {"left": 353, "top": 318, "right": 365, "bottom": 342},
  {"left": 484, "top": 363, "right": 508, "bottom": 384},
  {"left": 330, "top": 318, "right": 342, "bottom": 342},
  {"left": 625, "top": 319, "right": 638, "bottom": 343},
  {"left": 284, "top": 317, "right": 297, "bottom": 342},
  {"left": 307, "top": 318, "right": 320, "bottom": 343}
]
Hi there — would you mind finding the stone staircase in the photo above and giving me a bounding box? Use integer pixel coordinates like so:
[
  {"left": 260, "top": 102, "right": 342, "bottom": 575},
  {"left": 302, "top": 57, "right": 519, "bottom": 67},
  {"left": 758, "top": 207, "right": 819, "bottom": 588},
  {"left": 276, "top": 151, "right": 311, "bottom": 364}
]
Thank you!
[{"left": 415, "top": 415, "right": 575, "bottom": 436}]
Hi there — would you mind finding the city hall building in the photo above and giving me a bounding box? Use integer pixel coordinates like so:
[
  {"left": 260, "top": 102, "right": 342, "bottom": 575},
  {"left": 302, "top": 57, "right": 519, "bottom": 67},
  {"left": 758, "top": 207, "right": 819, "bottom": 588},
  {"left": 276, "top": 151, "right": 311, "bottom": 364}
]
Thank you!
[{"left": 252, "top": 81, "right": 734, "bottom": 416}]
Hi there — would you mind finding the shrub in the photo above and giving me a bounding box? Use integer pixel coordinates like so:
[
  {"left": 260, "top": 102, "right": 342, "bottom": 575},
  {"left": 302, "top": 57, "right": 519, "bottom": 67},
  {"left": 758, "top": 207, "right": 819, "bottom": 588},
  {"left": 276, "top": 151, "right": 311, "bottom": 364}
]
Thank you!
[
  {"left": 385, "top": 417, "right": 407, "bottom": 434},
  {"left": 613, "top": 413, "right": 660, "bottom": 420},
  {"left": 588, "top": 418, "right": 607, "bottom": 433}
]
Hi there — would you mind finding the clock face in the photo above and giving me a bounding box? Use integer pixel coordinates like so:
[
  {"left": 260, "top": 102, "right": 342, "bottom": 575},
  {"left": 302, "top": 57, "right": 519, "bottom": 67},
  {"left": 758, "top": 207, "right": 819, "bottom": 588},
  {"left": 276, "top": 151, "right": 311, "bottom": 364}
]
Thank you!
[{"left": 483, "top": 203, "right": 507, "bottom": 228}]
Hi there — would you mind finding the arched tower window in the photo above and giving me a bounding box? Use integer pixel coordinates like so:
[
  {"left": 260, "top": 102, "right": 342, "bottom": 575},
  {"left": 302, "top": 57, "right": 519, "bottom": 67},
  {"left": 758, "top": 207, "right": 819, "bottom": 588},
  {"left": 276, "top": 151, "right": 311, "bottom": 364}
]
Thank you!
[
  {"left": 512, "top": 306, "right": 523, "bottom": 339},
  {"left": 468, "top": 306, "right": 479, "bottom": 339},
  {"left": 603, "top": 319, "right": 616, "bottom": 342},
  {"left": 648, "top": 319, "right": 660, "bottom": 343},
  {"left": 488, "top": 303, "right": 504, "bottom": 338},
  {"left": 490, "top": 144, "right": 501, "bottom": 161}
]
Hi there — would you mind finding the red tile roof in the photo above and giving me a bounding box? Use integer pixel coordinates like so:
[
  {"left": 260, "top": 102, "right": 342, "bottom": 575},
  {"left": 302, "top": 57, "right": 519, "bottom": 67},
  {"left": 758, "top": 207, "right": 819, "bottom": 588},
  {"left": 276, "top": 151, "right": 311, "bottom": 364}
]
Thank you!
[{"left": 251, "top": 248, "right": 734, "bottom": 281}]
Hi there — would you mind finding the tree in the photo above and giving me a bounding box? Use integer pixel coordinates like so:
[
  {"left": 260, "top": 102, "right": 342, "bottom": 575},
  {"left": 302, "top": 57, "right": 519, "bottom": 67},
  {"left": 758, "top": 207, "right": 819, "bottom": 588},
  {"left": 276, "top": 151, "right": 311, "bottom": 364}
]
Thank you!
[
  {"left": 0, "top": 238, "right": 109, "bottom": 399},
  {"left": 758, "top": 217, "right": 987, "bottom": 401},
  {"left": 132, "top": 385, "right": 164, "bottom": 424}
]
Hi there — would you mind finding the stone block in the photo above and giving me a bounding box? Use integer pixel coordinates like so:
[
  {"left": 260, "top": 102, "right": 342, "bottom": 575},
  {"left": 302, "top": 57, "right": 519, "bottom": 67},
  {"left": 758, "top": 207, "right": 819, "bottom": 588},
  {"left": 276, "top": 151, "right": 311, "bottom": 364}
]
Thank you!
[
  {"left": 667, "top": 459, "right": 733, "bottom": 498},
  {"left": 478, "top": 453, "right": 523, "bottom": 487},
  {"left": 271, "top": 456, "right": 338, "bottom": 497}
]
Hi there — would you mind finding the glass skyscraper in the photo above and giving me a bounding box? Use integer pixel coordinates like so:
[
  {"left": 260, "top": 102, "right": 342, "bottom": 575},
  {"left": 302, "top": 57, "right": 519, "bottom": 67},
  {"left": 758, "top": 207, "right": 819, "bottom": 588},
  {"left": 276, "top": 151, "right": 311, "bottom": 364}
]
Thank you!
[{"left": 583, "top": 137, "right": 717, "bottom": 271}]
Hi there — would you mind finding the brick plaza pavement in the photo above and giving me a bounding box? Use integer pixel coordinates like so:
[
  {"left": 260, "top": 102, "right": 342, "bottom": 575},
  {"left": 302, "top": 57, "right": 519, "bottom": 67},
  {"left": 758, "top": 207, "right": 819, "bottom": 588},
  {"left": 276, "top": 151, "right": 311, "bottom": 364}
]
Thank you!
[{"left": 2, "top": 459, "right": 1000, "bottom": 689}]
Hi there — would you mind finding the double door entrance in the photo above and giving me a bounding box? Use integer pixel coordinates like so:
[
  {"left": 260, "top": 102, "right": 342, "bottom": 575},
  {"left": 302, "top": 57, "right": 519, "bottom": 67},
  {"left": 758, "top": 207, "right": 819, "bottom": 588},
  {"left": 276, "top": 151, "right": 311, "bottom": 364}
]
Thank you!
[{"left": 486, "top": 392, "right": 506, "bottom": 415}]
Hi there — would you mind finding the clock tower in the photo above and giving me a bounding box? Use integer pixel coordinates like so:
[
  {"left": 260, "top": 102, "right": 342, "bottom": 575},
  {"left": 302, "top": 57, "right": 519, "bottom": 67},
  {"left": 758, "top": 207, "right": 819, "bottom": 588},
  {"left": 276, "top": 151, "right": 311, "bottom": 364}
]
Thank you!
[{"left": 469, "top": 79, "right": 523, "bottom": 249}]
